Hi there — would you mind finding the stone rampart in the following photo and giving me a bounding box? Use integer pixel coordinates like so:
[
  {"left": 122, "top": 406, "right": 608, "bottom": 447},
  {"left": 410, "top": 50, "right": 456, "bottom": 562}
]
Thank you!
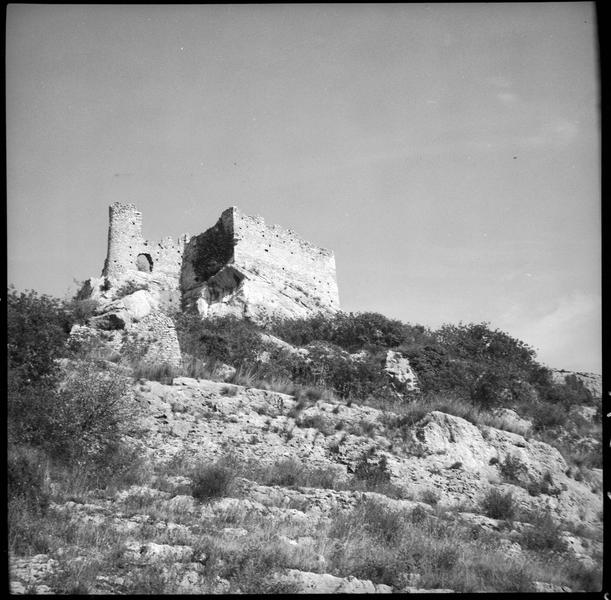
[
  {"left": 232, "top": 207, "right": 339, "bottom": 314},
  {"left": 90, "top": 201, "right": 339, "bottom": 334},
  {"left": 179, "top": 206, "right": 340, "bottom": 320}
]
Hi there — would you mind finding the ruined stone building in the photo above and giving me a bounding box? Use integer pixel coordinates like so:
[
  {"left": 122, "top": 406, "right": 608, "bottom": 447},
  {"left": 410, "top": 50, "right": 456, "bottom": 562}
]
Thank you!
[{"left": 87, "top": 202, "right": 340, "bottom": 323}]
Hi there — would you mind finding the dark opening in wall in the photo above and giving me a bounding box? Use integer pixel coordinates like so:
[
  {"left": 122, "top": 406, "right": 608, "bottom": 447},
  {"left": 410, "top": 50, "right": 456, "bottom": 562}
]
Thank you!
[{"left": 136, "top": 253, "right": 154, "bottom": 273}]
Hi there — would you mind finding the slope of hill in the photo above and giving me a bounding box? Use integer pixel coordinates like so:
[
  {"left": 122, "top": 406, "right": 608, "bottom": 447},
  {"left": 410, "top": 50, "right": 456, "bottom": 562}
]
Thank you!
[
  {"left": 7, "top": 288, "right": 603, "bottom": 593},
  {"left": 10, "top": 374, "right": 602, "bottom": 593}
]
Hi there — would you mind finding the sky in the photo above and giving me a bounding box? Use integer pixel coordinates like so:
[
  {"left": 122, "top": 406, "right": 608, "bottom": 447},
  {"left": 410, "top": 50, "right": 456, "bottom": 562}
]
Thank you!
[{"left": 6, "top": 3, "right": 600, "bottom": 373}]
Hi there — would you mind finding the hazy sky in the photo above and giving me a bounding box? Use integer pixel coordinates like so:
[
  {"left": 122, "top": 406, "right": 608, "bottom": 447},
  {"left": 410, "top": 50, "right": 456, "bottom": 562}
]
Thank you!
[{"left": 6, "top": 4, "right": 600, "bottom": 373}]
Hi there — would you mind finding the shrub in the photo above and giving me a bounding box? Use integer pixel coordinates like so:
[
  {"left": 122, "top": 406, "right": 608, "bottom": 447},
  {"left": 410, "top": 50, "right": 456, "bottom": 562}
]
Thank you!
[
  {"left": 519, "top": 509, "right": 567, "bottom": 553},
  {"left": 7, "top": 287, "right": 72, "bottom": 384},
  {"left": 7, "top": 445, "right": 50, "bottom": 514},
  {"left": 48, "top": 362, "right": 135, "bottom": 464},
  {"left": 530, "top": 401, "right": 569, "bottom": 431},
  {"left": 269, "top": 311, "right": 427, "bottom": 353},
  {"left": 481, "top": 488, "right": 516, "bottom": 520},
  {"left": 499, "top": 455, "right": 527, "bottom": 484},
  {"left": 259, "top": 458, "right": 302, "bottom": 487},
  {"left": 296, "top": 413, "right": 334, "bottom": 436},
  {"left": 526, "top": 471, "right": 561, "bottom": 497},
  {"left": 402, "top": 346, "right": 474, "bottom": 395},
  {"left": 131, "top": 361, "right": 181, "bottom": 382},
  {"left": 353, "top": 453, "right": 391, "bottom": 487},
  {"left": 114, "top": 280, "right": 148, "bottom": 298},
  {"left": 435, "top": 322, "right": 537, "bottom": 373},
  {"left": 69, "top": 298, "right": 100, "bottom": 324},
  {"left": 564, "top": 559, "right": 601, "bottom": 592},
  {"left": 410, "top": 505, "right": 429, "bottom": 524},
  {"left": 471, "top": 372, "right": 508, "bottom": 409},
  {"left": 357, "top": 498, "right": 406, "bottom": 543},
  {"left": 8, "top": 358, "right": 140, "bottom": 490},
  {"left": 420, "top": 489, "right": 439, "bottom": 506},
  {"left": 190, "top": 459, "right": 236, "bottom": 502},
  {"left": 549, "top": 374, "right": 594, "bottom": 407},
  {"left": 174, "top": 313, "right": 264, "bottom": 365}
]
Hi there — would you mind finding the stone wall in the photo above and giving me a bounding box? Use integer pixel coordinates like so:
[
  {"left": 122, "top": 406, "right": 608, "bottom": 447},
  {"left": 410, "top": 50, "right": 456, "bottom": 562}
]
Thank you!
[
  {"left": 102, "top": 203, "right": 339, "bottom": 321},
  {"left": 232, "top": 207, "right": 340, "bottom": 314},
  {"left": 179, "top": 207, "right": 340, "bottom": 320},
  {"left": 103, "top": 202, "right": 187, "bottom": 284},
  {"left": 126, "top": 312, "right": 183, "bottom": 368}
]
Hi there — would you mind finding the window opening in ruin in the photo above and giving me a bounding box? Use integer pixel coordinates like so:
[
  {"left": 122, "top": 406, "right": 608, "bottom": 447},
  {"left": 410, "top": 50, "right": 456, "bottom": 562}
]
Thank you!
[{"left": 136, "top": 253, "right": 154, "bottom": 273}]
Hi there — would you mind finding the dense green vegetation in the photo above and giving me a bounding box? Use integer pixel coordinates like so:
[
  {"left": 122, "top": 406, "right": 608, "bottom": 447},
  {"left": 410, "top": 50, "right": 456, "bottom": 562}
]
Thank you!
[
  {"left": 173, "top": 310, "right": 594, "bottom": 422},
  {"left": 7, "top": 288, "right": 144, "bottom": 520}
]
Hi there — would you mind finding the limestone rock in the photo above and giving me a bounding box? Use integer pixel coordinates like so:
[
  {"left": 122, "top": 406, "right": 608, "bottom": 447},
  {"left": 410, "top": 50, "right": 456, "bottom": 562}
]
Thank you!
[
  {"left": 121, "top": 289, "right": 158, "bottom": 321},
  {"left": 490, "top": 408, "right": 532, "bottom": 435},
  {"left": 408, "top": 411, "right": 497, "bottom": 473},
  {"left": 384, "top": 350, "right": 419, "bottom": 392},
  {"left": 213, "top": 363, "right": 237, "bottom": 382},
  {"left": 9, "top": 554, "right": 59, "bottom": 595},
  {"left": 277, "top": 569, "right": 393, "bottom": 593},
  {"left": 532, "top": 581, "right": 572, "bottom": 593},
  {"left": 123, "top": 541, "right": 194, "bottom": 563}
]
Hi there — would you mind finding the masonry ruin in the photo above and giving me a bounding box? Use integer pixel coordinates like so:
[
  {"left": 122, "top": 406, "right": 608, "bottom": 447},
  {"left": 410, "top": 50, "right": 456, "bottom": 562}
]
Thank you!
[{"left": 98, "top": 202, "right": 340, "bottom": 322}]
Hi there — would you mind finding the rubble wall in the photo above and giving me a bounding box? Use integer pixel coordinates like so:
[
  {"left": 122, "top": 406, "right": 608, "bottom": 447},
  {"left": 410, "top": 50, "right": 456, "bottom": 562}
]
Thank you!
[
  {"left": 231, "top": 207, "right": 340, "bottom": 314},
  {"left": 103, "top": 202, "right": 187, "bottom": 283}
]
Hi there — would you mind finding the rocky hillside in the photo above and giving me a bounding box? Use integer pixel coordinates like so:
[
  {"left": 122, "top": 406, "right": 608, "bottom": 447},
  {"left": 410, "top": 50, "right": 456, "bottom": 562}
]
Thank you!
[
  {"left": 10, "top": 371, "right": 602, "bottom": 593},
  {"left": 7, "top": 288, "right": 603, "bottom": 593}
]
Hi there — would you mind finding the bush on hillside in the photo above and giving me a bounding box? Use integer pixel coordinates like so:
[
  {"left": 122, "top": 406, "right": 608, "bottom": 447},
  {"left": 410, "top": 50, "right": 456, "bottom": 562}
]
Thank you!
[
  {"left": 353, "top": 452, "right": 392, "bottom": 487},
  {"left": 7, "top": 445, "right": 50, "bottom": 514},
  {"left": 530, "top": 401, "right": 570, "bottom": 431},
  {"left": 543, "top": 377, "right": 593, "bottom": 410},
  {"left": 519, "top": 509, "right": 567, "bottom": 553},
  {"left": 8, "top": 359, "right": 137, "bottom": 483},
  {"left": 174, "top": 313, "right": 264, "bottom": 365},
  {"left": 430, "top": 322, "right": 548, "bottom": 406},
  {"left": 269, "top": 311, "right": 435, "bottom": 353},
  {"left": 7, "top": 287, "right": 73, "bottom": 384},
  {"left": 191, "top": 459, "right": 236, "bottom": 502},
  {"left": 402, "top": 345, "right": 474, "bottom": 396},
  {"left": 481, "top": 488, "right": 516, "bottom": 520}
]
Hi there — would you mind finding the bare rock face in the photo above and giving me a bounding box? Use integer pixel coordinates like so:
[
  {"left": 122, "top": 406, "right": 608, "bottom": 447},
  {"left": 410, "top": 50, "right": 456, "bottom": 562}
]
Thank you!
[
  {"left": 384, "top": 350, "right": 419, "bottom": 393},
  {"left": 121, "top": 290, "right": 158, "bottom": 321},
  {"left": 489, "top": 408, "right": 532, "bottom": 436},
  {"left": 276, "top": 569, "right": 393, "bottom": 593}
]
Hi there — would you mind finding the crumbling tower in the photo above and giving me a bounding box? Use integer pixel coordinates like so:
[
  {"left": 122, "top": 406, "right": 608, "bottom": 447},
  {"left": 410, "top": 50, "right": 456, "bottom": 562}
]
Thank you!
[{"left": 102, "top": 203, "right": 145, "bottom": 280}]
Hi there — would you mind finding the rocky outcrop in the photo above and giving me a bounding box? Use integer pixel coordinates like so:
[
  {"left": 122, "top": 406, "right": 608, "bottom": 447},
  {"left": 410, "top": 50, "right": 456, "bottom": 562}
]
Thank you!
[
  {"left": 128, "top": 379, "right": 602, "bottom": 524},
  {"left": 10, "top": 375, "right": 602, "bottom": 593},
  {"left": 384, "top": 350, "right": 419, "bottom": 393},
  {"left": 274, "top": 569, "right": 393, "bottom": 593}
]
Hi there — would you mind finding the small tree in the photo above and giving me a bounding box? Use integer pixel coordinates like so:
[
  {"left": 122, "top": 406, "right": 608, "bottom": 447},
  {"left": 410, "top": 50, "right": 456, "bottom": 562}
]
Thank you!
[{"left": 7, "top": 287, "right": 72, "bottom": 384}]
